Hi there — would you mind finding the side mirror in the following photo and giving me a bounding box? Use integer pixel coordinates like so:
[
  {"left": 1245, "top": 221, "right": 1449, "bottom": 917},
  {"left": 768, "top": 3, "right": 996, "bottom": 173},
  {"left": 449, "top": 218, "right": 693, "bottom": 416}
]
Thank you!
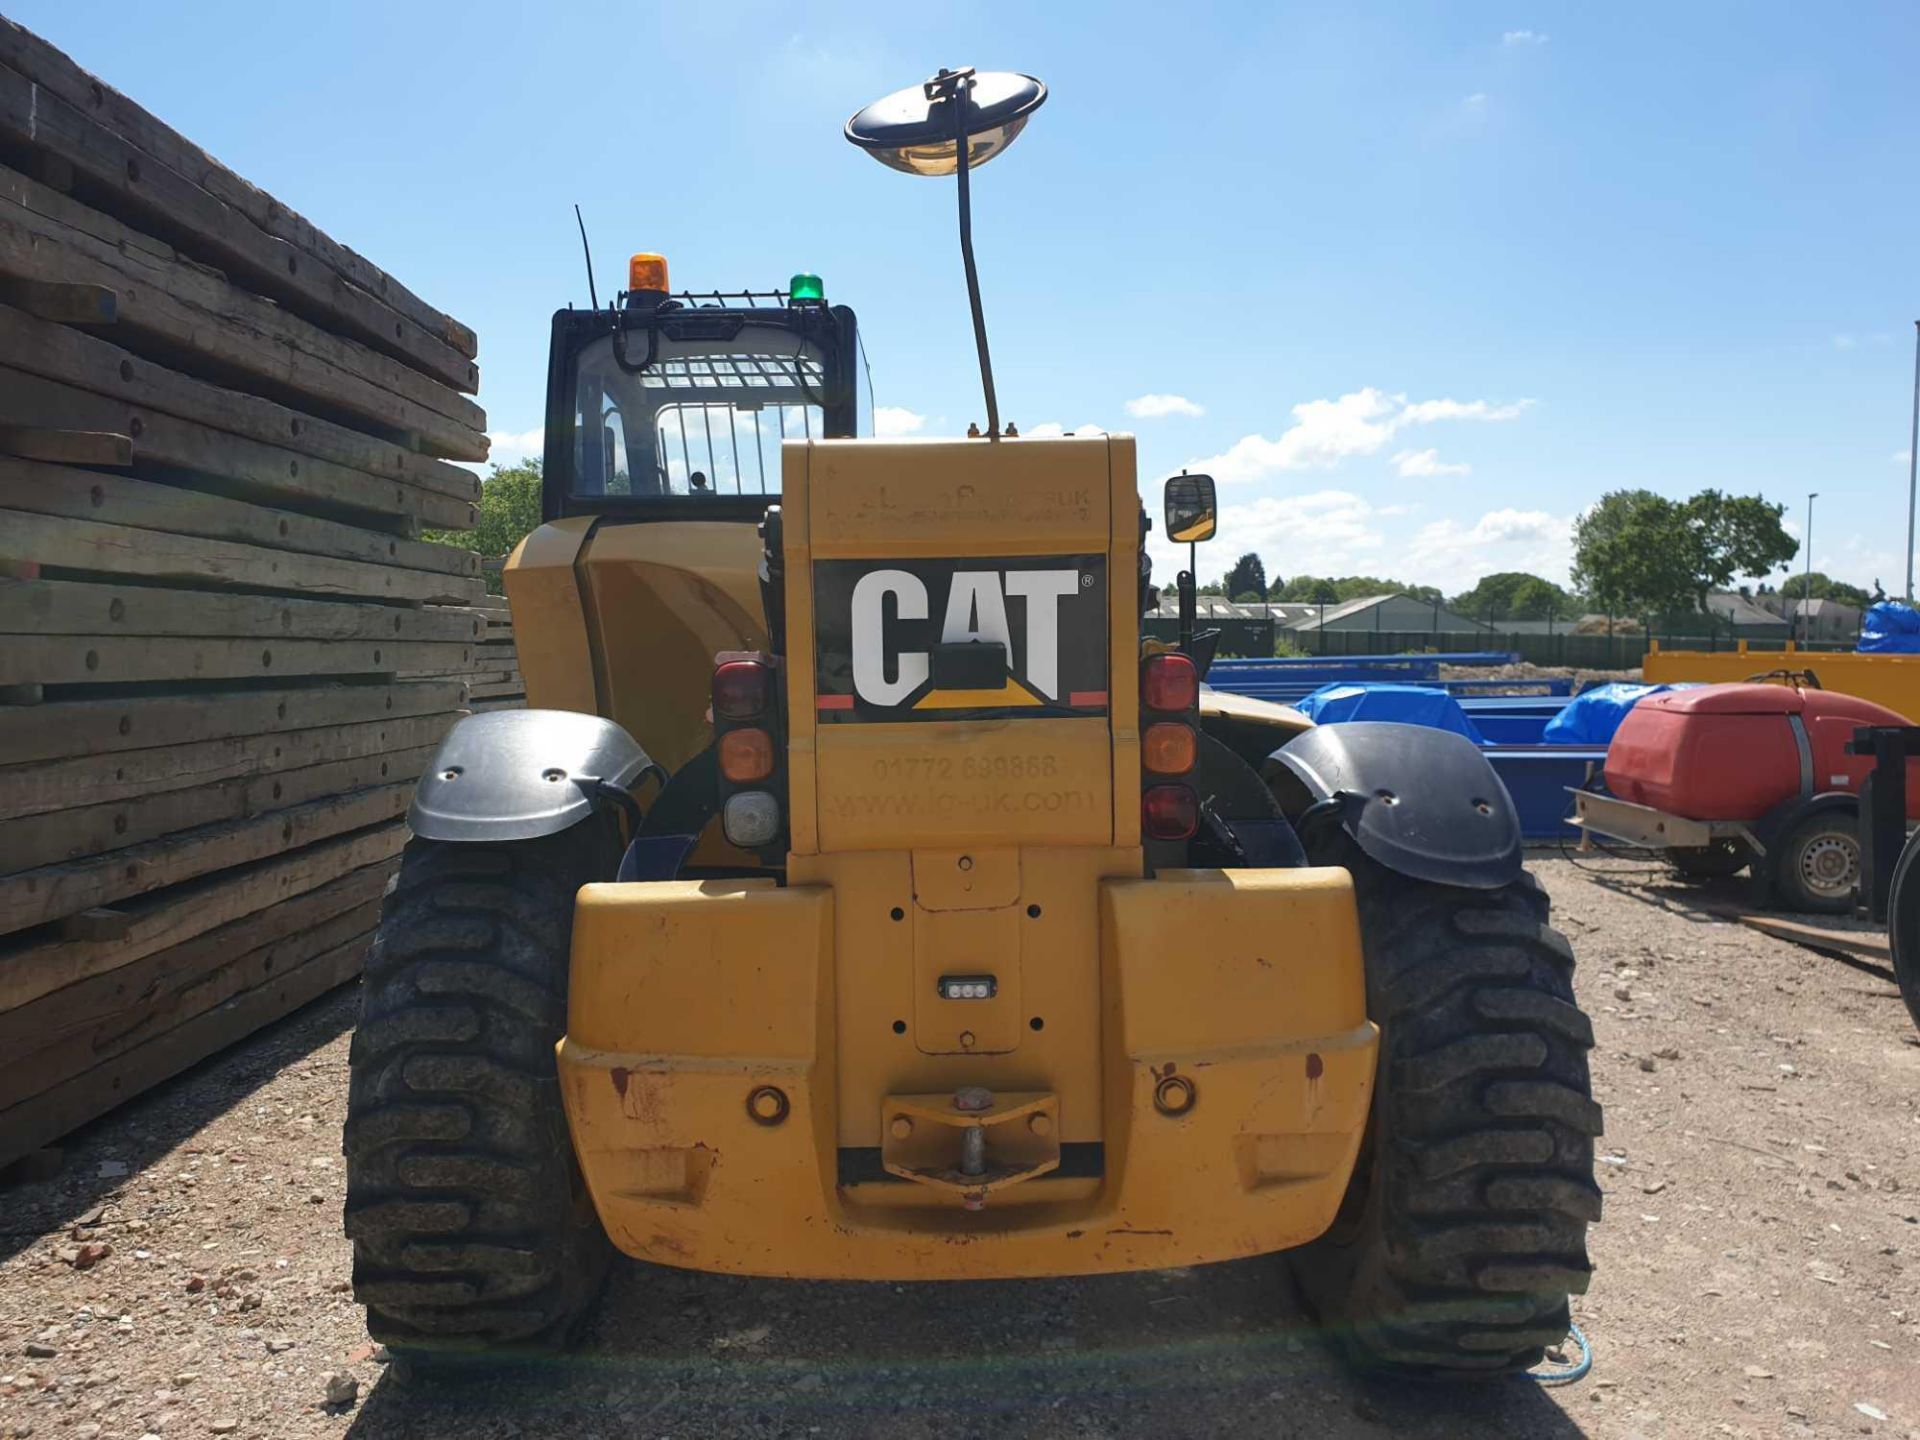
[{"left": 1164, "top": 474, "right": 1217, "bottom": 544}]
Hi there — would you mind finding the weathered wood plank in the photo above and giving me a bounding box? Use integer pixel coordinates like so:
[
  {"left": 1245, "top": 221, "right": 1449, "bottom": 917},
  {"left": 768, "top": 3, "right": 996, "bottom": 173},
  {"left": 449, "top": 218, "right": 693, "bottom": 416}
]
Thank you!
[
  {"left": 0, "top": 930, "right": 369, "bottom": 1168},
  {"left": 0, "top": 165, "right": 486, "bottom": 456},
  {"left": 0, "top": 901, "right": 381, "bottom": 1111},
  {"left": 0, "top": 782, "right": 412, "bottom": 933},
  {"left": 1739, "top": 913, "right": 1894, "bottom": 963},
  {"left": 0, "top": 457, "right": 479, "bottom": 579},
  {"left": 0, "top": 743, "right": 438, "bottom": 871},
  {"left": 0, "top": 828, "right": 402, "bottom": 1010},
  {"left": 468, "top": 679, "right": 527, "bottom": 698},
  {"left": 0, "top": 866, "right": 386, "bottom": 1057},
  {"left": 0, "top": 679, "right": 464, "bottom": 765},
  {"left": 0, "top": 634, "right": 474, "bottom": 687},
  {"left": 0, "top": 303, "right": 479, "bottom": 500},
  {"left": 0, "top": 274, "right": 115, "bottom": 323},
  {"left": 0, "top": 16, "right": 477, "bottom": 359},
  {"left": 0, "top": 508, "right": 483, "bottom": 606},
  {"left": 0, "top": 578, "right": 483, "bottom": 645},
  {"left": 0, "top": 62, "right": 479, "bottom": 393},
  {"left": 0, "top": 366, "right": 476, "bottom": 530},
  {"left": 0, "top": 421, "right": 129, "bottom": 465},
  {"left": 0, "top": 712, "right": 454, "bottom": 816}
]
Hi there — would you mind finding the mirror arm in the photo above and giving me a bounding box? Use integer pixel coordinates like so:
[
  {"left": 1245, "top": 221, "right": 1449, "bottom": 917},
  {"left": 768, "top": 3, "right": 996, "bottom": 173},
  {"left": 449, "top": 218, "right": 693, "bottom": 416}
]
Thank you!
[{"left": 1178, "top": 545, "right": 1196, "bottom": 651}]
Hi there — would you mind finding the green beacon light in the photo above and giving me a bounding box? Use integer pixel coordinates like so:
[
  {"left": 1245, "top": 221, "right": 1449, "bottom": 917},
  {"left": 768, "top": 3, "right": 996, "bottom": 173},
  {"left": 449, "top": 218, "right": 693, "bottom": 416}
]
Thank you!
[{"left": 788, "top": 272, "right": 825, "bottom": 306}]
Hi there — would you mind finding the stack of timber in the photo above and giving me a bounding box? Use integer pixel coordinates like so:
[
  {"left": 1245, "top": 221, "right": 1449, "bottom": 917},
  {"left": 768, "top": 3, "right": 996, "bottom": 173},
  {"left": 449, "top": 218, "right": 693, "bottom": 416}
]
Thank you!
[
  {"left": 0, "top": 16, "right": 490, "bottom": 1169},
  {"left": 461, "top": 599, "right": 525, "bottom": 712}
]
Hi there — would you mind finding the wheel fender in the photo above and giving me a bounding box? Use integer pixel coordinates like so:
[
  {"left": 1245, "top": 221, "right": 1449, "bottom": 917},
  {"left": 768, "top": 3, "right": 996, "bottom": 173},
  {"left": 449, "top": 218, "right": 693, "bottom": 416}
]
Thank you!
[
  {"left": 1264, "top": 721, "right": 1522, "bottom": 889},
  {"left": 1754, "top": 790, "right": 1857, "bottom": 847},
  {"left": 409, "top": 709, "right": 653, "bottom": 844}
]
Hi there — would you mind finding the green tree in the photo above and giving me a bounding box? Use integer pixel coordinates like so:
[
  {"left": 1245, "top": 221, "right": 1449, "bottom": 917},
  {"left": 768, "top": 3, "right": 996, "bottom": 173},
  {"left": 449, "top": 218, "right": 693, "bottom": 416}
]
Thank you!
[
  {"left": 1273, "top": 574, "right": 1438, "bottom": 605},
  {"left": 1572, "top": 487, "right": 1796, "bottom": 618},
  {"left": 1223, "top": 552, "right": 1269, "bottom": 603},
  {"left": 426, "top": 460, "right": 543, "bottom": 560},
  {"left": 1452, "top": 571, "right": 1573, "bottom": 623},
  {"left": 1780, "top": 571, "right": 1872, "bottom": 608}
]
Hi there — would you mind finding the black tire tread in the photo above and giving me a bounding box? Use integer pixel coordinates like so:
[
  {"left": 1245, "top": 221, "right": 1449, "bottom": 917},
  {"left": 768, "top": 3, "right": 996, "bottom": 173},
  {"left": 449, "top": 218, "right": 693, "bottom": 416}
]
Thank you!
[
  {"left": 344, "top": 829, "right": 613, "bottom": 1353},
  {"left": 1289, "top": 841, "right": 1600, "bottom": 1377}
]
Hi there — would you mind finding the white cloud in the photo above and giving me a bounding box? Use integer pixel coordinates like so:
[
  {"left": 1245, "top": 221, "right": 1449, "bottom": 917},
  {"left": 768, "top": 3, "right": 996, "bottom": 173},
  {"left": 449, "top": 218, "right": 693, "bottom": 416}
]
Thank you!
[
  {"left": 1463, "top": 92, "right": 1489, "bottom": 112},
  {"left": 874, "top": 406, "right": 926, "bottom": 437},
  {"left": 1402, "top": 508, "right": 1573, "bottom": 593},
  {"left": 1021, "top": 422, "right": 1106, "bottom": 438},
  {"left": 1896, "top": 450, "right": 1914, "bottom": 466},
  {"left": 484, "top": 426, "right": 544, "bottom": 468},
  {"left": 1188, "top": 387, "right": 1532, "bottom": 484},
  {"left": 1834, "top": 334, "right": 1858, "bottom": 350},
  {"left": 1501, "top": 29, "right": 1548, "bottom": 45},
  {"left": 1393, "top": 448, "right": 1471, "bottom": 479},
  {"left": 1125, "top": 393, "right": 1204, "bottom": 419}
]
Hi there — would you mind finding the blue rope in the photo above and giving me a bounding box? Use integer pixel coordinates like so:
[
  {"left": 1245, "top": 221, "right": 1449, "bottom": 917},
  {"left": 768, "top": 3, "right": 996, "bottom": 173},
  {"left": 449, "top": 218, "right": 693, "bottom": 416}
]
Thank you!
[{"left": 1526, "top": 1322, "right": 1592, "bottom": 1385}]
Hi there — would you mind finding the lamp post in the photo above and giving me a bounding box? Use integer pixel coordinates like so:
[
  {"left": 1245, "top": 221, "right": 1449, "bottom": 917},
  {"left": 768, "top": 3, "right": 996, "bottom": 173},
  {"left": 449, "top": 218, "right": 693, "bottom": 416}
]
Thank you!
[
  {"left": 1908, "top": 321, "right": 1919, "bottom": 601},
  {"left": 845, "top": 69, "right": 1047, "bottom": 442},
  {"left": 1802, "top": 491, "right": 1819, "bottom": 647}
]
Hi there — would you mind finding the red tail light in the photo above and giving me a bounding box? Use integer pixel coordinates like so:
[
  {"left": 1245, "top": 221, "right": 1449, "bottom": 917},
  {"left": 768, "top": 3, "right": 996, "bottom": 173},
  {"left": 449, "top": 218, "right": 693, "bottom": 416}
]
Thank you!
[
  {"left": 1143, "top": 784, "right": 1198, "bottom": 840},
  {"left": 713, "top": 659, "right": 773, "bottom": 720},
  {"left": 1142, "top": 653, "right": 1197, "bottom": 712}
]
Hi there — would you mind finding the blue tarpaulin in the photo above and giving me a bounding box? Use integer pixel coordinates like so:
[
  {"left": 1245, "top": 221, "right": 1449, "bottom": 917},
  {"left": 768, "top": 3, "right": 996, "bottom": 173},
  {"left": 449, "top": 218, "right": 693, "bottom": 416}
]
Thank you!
[
  {"left": 1541, "top": 682, "right": 1694, "bottom": 746},
  {"left": 1293, "top": 683, "right": 1487, "bottom": 744},
  {"left": 1858, "top": 601, "right": 1920, "bottom": 654}
]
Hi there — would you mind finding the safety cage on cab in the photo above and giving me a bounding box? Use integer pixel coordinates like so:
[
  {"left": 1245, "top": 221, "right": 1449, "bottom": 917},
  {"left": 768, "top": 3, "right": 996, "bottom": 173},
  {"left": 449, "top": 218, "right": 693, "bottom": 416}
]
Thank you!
[{"left": 541, "top": 285, "right": 868, "bottom": 525}]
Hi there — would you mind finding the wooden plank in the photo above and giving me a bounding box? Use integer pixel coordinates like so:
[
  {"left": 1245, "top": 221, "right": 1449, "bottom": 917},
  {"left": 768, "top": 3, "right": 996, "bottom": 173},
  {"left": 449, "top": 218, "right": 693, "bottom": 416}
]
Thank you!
[
  {"left": 0, "top": 743, "right": 439, "bottom": 871},
  {"left": 0, "top": 61, "right": 479, "bottom": 393},
  {"left": 0, "top": 366, "right": 476, "bottom": 530},
  {"left": 0, "top": 507, "right": 483, "bottom": 606},
  {"left": 0, "top": 578, "right": 484, "bottom": 645},
  {"left": 469, "top": 680, "right": 527, "bottom": 699},
  {"left": 0, "top": 456, "right": 480, "bottom": 579},
  {"left": 0, "top": 274, "right": 115, "bottom": 323},
  {"left": 0, "top": 421, "right": 129, "bottom": 465},
  {"left": 0, "top": 633, "right": 474, "bottom": 687},
  {"left": 0, "top": 782, "right": 412, "bottom": 933},
  {"left": 0, "top": 866, "right": 387, "bottom": 1057},
  {"left": 0, "top": 678, "right": 465, "bottom": 765},
  {"left": 0, "top": 826, "right": 403, "bottom": 1010},
  {"left": 0, "top": 303, "right": 479, "bottom": 500},
  {"left": 0, "top": 900, "right": 381, "bottom": 1110},
  {"left": 0, "top": 712, "right": 454, "bottom": 816},
  {"left": 0, "top": 15, "right": 477, "bottom": 360},
  {"left": 0, "top": 930, "right": 369, "bottom": 1168},
  {"left": 1739, "top": 913, "right": 1894, "bottom": 963},
  {"left": 0, "top": 165, "right": 486, "bottom": 457}
]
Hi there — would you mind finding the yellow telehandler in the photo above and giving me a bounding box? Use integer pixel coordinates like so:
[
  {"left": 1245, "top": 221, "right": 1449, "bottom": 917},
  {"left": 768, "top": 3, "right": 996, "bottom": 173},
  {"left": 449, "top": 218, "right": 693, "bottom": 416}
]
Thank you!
[{"left": 344, "top": 67, "right": 1598, "bottom": 1376}]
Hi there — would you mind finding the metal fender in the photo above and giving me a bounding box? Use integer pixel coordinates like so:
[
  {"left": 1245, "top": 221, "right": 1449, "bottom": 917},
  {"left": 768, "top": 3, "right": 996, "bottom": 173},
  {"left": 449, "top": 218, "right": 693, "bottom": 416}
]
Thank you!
[
  {"left": 409, "top": 709, "right": 653, "bottom": 844},
  {"left": 1265, "top": 721, "right": 1523, "bottom": 889}
]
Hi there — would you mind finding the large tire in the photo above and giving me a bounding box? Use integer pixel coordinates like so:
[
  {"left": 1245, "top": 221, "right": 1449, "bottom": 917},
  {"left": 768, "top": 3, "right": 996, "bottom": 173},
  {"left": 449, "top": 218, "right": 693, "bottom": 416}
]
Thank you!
[
  {"left": 1289, "top": 835, "right": 1601, "bottom": 1376},
  {"left": 344, "top": 826, "right": 615, "bottom": 1354},
  {"left": 1770, "top": 809, "right": 1859, "bottom": 915}
]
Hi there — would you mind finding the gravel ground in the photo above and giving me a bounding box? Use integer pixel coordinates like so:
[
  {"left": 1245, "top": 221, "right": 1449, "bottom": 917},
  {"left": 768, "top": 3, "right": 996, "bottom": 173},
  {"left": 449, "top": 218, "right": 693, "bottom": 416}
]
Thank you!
[{"left": 4, "top": 856, "right": 1919, "bottom": 1440}]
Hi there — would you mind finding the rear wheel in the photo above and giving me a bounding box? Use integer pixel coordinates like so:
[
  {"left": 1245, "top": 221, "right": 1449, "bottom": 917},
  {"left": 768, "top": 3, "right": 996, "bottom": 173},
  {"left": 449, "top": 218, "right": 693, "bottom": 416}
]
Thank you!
[
  {"left": 1288, "top": 836, "right": 1600, "bottom": 1376},
  {"left": 344, "top": 826, "right": 616, "bottom": 1356},
  {"left": 1771, "top": 809, "right": 1859, "bottom": 915}
]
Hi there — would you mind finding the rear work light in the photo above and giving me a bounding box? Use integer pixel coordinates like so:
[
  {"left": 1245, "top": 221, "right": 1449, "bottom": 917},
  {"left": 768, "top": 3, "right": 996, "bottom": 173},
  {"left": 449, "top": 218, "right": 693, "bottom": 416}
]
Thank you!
[
  {"left": 712, "top": 659, "right": 774, "bottom": 720},
  {"left": 723, "top": 791, "right": 782, "bottom": 848},
  {"left": 1142, "top": 721, "right": 1196, "bottom": 776},
  {"left": 719, "top": 728, "right": 775, "bottom": 783},
  {"left": 1142, "top": 653, "right": 1197, "bottom": 712},
  {"left": 1143, "top": 784, "right": 1198, "bottom": 841}
]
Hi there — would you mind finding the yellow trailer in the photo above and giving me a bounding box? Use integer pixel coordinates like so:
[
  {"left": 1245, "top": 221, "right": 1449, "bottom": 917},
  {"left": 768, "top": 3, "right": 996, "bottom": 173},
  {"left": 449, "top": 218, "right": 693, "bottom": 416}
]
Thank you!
[{"left": 1645, "top": 640, "right": 1920, "bottom": 721}]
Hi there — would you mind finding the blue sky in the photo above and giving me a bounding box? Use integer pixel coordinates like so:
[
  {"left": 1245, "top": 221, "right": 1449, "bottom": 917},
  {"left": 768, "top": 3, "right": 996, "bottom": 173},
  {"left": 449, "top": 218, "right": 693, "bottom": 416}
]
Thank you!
[{"left": 13, "top": 0, "right": 1919, "bottom": 595}]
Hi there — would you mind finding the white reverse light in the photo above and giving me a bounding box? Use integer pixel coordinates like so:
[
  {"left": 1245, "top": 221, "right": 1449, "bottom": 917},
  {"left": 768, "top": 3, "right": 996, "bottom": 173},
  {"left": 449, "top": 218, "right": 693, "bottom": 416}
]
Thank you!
[
  {"left": 722, "top": 791, "right": 781, "bottom": 848},
  {"left": 938, "top": 975, "right": 998, "bottom": 1001}
]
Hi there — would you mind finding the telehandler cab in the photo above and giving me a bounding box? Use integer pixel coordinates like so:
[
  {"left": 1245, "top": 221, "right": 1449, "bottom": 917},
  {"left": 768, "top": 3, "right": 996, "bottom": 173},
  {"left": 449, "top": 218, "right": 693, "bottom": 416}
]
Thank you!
[{"left": 345, "top": 68, "right": 1599, "bottom": 1377}]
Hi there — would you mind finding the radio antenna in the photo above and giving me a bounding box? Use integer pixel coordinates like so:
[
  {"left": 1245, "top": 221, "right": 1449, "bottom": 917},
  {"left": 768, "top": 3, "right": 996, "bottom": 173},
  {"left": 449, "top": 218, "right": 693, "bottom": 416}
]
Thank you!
[{"left": 573, "top": 204, "right": 600, "bottom": 311}]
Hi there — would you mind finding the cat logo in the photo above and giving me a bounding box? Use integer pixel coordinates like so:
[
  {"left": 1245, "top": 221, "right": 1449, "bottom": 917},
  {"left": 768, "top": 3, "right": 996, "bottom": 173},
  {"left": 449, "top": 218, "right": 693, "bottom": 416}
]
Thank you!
[{"left": 812, "top": 555, "right": 1108, "bottom": 723}]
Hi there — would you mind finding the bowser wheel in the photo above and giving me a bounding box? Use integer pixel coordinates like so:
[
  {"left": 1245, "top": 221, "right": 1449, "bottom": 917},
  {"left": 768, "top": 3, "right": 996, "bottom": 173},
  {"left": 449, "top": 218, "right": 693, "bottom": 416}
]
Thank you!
[
  {"left": 1771, "top": 810, "right": 1860, "bottom": 915},
  {"left": 1288, "top": 835, "right": 1601, "bottom": 1376},
  {"left": 344, "top": 826, "right": 616, "bottom": 1357}
]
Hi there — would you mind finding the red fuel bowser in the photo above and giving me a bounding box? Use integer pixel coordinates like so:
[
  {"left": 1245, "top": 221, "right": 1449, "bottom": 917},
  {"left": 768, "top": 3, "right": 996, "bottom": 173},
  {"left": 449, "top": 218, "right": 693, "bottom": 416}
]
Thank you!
[{"left": 1572, "top": 682, "right": 1920, "bottom": 913}]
